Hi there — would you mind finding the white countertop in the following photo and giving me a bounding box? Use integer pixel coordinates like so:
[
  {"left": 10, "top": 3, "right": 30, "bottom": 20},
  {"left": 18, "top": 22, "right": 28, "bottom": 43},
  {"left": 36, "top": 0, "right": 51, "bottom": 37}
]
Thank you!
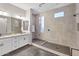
[{"left": 0, "top": 32, "right": 31, "bottom": 39}]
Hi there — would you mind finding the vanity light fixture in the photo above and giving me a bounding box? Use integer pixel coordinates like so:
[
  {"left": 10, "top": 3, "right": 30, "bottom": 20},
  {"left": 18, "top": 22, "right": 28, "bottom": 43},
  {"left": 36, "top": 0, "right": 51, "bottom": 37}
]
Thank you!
[
  {"left": 20, "top": 16, "right": 25, "bottom": 20},
  {"left": 0, "top": 11, "right": 10, "bottom": 16},
  {"left": 0, "top": 10, "right": 25, "bottom": 20},
  {"left": 15, "top": 15, "right": 25, "bottom": 20},
  {"left": 15, "top": 15, "right": 21, "bottom": 19}
]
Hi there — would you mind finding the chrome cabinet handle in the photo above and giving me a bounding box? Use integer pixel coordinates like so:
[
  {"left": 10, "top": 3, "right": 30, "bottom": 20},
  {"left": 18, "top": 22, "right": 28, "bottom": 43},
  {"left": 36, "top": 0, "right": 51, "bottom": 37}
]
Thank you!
[{"left": 0, "top": 43, "right": 4, "bottom": 47}]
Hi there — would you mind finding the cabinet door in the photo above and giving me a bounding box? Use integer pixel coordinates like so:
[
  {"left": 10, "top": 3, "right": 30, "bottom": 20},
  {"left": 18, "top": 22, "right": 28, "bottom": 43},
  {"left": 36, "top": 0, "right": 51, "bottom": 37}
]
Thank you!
[
  {"left": 24, "top": 34, "right": 32, "bottom": 44},
  {"left": 0, "top": 38, "right": 12, "bottom": 55},
  {"left": 0, "top": 40, "right": 4, "bottom": 55},
  {"left": 18, "top": 36, "right": 25, "bottom": 47},
  {"left": 19, "top": 35, "right": 31, "bottom": 47},
  {"left": 23, "top": 34, "right": 32, "bottom": 45},
  {"left": 11, "top": 37, "right": 19, "bottom": 50},
  {"left": 22, "top": 36, "right": 28, "bottom": 45},
  {"left": 2, "top": 38, "right": 12, "bottom": 55}
]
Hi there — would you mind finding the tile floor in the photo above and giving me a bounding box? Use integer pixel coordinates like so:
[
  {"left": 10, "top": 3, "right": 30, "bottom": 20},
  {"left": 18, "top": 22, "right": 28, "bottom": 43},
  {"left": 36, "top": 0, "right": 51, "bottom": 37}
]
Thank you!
[
  {"left": 4, "top": 39, "right": 70, "bottom": 56},
  {"left": 32, "top": 39, "right": 71, "bottom": 55},
  {"left": 4, "top": 45, "right": 57, "bottom": 56}
]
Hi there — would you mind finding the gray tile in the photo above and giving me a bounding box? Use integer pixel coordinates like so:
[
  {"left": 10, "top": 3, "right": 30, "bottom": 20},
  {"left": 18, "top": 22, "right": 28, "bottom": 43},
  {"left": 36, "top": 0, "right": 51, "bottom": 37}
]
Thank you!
[
  {"left": 4, "top": 45, "right": 57, "bottom": 56},
  {"left": 32, "top": 39, "right": 46, "bottom": 45},
  {"left": 42, "top": 42, "right": 70, "bottom": 55},
  {"left": 32, "top": 39, "right": 70, "bottom": 55}
]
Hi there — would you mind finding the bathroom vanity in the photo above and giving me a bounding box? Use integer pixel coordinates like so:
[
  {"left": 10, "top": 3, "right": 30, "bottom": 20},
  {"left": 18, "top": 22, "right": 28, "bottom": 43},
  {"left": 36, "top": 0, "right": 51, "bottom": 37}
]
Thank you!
[
  {"left": 0, "top": 14, "right": 32, "bottom": 55},
  {"left": 0, "top": 33, "right": 32, "bottom": 56}
]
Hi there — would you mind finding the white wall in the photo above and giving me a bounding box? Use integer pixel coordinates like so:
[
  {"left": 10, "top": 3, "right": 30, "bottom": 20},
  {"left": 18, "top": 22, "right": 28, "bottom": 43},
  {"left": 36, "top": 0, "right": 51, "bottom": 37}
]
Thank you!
[{"left": 72, "top": 3, "right": 79, "bottom": 49}]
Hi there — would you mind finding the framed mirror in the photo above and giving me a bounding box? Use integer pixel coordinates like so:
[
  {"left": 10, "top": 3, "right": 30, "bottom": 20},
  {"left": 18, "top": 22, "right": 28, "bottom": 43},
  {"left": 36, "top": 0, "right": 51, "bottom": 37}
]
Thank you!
[{"left": 21, "top": 20, "right": 29, "bottom": 32}]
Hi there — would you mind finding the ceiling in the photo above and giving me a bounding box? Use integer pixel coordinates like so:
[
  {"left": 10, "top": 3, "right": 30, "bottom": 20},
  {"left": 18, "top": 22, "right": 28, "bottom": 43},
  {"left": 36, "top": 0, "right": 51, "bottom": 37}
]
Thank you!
[{"left": 11, "top": 3, "right": 71, "bottom": 14}]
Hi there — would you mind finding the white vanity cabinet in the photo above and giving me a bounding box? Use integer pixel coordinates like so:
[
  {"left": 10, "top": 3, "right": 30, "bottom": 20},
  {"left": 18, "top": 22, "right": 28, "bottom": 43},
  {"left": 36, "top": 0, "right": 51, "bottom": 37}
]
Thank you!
[
  {"left": 17, "top": 35, "right": 26, "bottom": 48},
  {"left": 22, "top": 34, "right": 32, "bottom": 45},
  {"left": 12, "top": 34, "right": 32, "bottom": 49},
  {"left": 0, "top": 39, "right": 4, "bottom": 55},
  {"left": 0, "top": 38, "right": 12, "bottom": 55},
  {"left": 11, "top": 37, "right": 19, "bottom": 50},
  {"left": 0, "top": 33, "right": 32, "bottom": 56}
]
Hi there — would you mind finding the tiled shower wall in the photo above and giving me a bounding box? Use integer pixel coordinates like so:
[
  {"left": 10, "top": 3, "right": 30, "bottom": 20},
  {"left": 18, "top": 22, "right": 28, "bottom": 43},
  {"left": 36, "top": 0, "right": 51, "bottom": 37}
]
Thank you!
[{"left": 35, "top": 4, "right": 76, "bottom": 47}]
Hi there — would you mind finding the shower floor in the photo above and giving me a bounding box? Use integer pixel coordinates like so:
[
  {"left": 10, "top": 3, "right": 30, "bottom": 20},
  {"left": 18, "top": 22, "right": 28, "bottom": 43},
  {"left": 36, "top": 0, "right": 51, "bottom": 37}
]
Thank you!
[{"left": 32, "top": 39, "right": 71, "bottom": 56}]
